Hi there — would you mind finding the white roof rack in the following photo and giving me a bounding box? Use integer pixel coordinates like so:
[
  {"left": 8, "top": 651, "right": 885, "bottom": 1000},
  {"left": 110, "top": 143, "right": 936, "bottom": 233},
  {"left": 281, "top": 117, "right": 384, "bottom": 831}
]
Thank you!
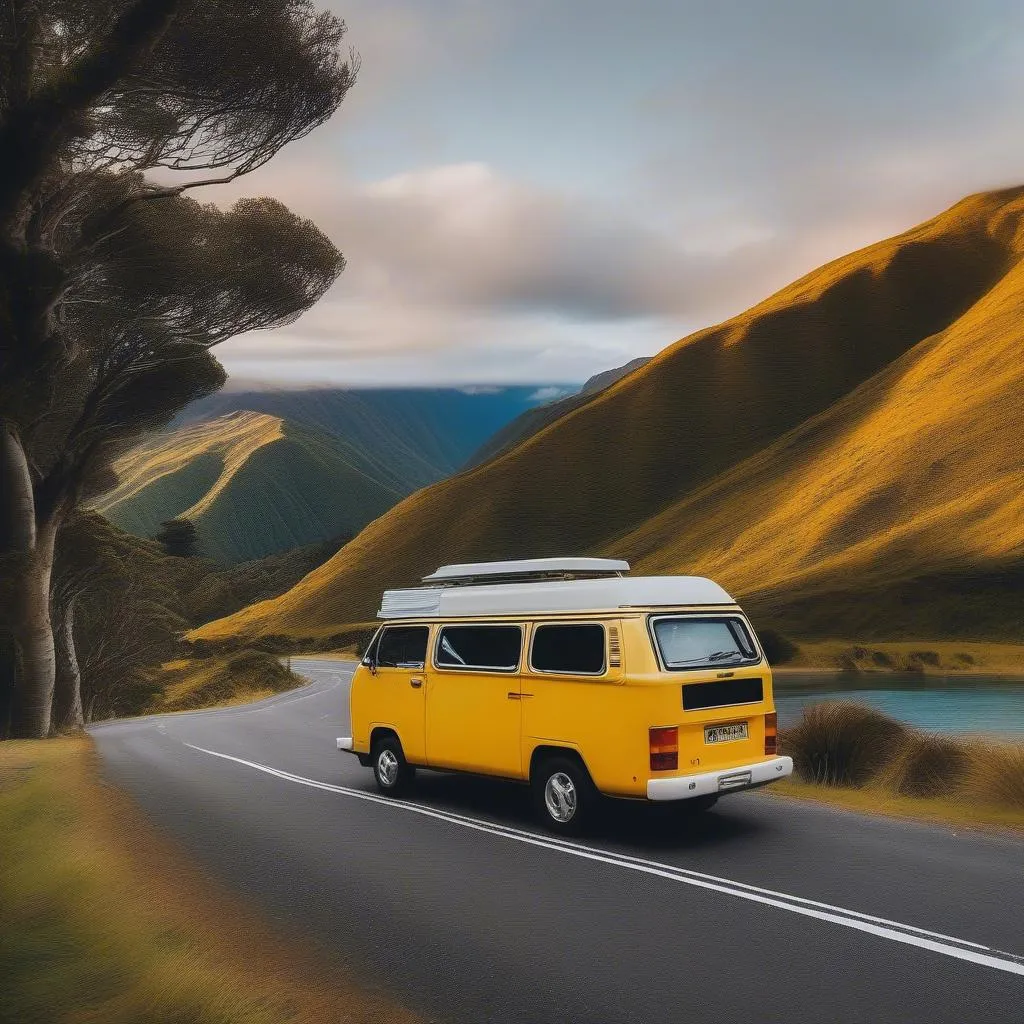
[
  {"left": 422, "top": 557, "right": 630, "bottom": 585},
  {"left": 378, "top": 575, "right": 736, "bottom": 620}
]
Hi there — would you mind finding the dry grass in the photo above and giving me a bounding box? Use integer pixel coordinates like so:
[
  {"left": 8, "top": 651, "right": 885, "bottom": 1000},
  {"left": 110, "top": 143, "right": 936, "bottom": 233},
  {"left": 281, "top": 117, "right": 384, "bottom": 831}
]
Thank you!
[
  {"left": 151, "top": 650, "right": 301, "bottom": 713},
  {"left": 783, "top": 701, "right": 909, "bottom": 786},
  {"left": 190, "top": 187, "right": 1024, "bottom": 645},
  {"left": 770, "top": 777, "right": 1024, "bottom": 833},
  {"left": 777, "top": 640, "right": 1024, "bottom": 676},
  {"left": 962, "top": 741, "right": 1024, "bottom": 810},
  {"left": 876, "top": 731, "right": 969, "bottom": 798},
  {"left": 779, "top": 701, "right": 1024, "bottom": 830},
  {"left": 0, "top": 736, "right": 418, "bottom": 1024}
]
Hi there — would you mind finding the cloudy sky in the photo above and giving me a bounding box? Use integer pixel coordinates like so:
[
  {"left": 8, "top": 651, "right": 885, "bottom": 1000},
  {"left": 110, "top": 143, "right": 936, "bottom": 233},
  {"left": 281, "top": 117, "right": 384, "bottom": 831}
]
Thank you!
[{"left": 210, "top": 0, "right": 1024, "bottom": 386}]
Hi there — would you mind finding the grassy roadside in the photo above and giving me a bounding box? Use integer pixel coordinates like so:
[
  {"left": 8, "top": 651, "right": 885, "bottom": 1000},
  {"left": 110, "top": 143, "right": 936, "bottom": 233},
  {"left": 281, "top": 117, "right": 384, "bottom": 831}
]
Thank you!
[
  {"left": 0, "top": 736, "right": 418, "bottom": 1024},
  {"left": 768, "top": 778, "right": 1024, "bottom": 833},
  {"left": 772, "top": 702, "right": 1024, "bottom": 834},
  {"left": 149, "top": 649, "right": 304, "bottom": 713}
]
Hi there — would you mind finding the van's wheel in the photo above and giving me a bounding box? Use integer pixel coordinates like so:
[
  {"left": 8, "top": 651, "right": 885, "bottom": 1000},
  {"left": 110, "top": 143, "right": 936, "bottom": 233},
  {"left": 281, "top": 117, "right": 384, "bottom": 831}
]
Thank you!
[
  {"left": 372, "top": 735, "right": 415, "bottom": 796},
  {"left": 532, "top": 755, "right": 593, "bottom": 835}
]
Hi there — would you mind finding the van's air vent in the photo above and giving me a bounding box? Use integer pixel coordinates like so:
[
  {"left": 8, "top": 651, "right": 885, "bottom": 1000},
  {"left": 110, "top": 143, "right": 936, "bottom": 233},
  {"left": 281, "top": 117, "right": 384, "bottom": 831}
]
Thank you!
[{"left": 608, "top": 626, "right": 622, "bottom": 668}]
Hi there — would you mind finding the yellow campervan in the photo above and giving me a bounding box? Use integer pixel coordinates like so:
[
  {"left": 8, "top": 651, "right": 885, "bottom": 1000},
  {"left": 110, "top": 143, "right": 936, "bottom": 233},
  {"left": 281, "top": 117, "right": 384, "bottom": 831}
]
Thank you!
[{"left": 337, "top": 558, "right": 793, "bottom": 833}]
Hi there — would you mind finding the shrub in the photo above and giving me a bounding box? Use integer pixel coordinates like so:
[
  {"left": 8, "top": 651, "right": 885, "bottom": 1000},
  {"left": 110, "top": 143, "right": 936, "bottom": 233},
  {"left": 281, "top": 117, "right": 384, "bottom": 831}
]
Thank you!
[
  {"left": 877, "top": 732, "right": 969, "bottom": 798},
  {"left": 961, "top": 741, "right": 1024, "bottom": 810},
  {"left": 783, "top": 701, "right": 908, "bottom": 786},
  {"left": 758, "top": 628, "right": 799, "bottom": 665},
  {"left": 155, "top": 650, "right": 297, "bottom": 712}
]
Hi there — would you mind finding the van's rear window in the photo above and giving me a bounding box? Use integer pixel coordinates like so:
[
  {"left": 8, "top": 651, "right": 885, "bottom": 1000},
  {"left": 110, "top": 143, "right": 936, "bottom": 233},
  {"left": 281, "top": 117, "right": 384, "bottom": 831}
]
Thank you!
[{"left": 651, "top": 616, "right": 759, "bottom": 671}]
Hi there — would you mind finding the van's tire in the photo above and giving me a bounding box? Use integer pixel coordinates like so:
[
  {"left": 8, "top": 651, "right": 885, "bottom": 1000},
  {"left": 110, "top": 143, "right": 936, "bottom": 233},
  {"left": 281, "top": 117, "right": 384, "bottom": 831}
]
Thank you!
[
  {"left": 532, "top": 755, "right": 594, "bottom": 835},
  {"left": 371, "top": 734, "right": 415, "bottom": 796}
]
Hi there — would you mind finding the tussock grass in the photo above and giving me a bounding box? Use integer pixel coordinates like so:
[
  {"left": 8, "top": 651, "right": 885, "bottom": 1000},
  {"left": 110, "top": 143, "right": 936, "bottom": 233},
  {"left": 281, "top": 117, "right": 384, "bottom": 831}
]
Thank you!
[
  {"left": 962, "top": 741, "right": 1024, "bottom": 810},
  {"left": 783, "top": 701, "right": 908, "bottom": 786},
  {"left": 876, "top": 732, "right": 968, "bottom": 798},
  {"left": 781, "top": 701, "right": 1024, "bottom": 828},
  {"left": 151, "top": 649, "right": 300, "bottom": 712},
  {"left": 0, "top": 736, "right": 417, "bottom": 1024}
]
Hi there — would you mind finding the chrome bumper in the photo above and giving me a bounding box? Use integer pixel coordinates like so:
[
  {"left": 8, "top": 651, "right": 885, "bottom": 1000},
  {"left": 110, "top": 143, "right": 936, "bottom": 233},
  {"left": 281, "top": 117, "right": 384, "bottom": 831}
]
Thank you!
[{"left": 647, "top": 755, "right": 793, "bottom": 801}]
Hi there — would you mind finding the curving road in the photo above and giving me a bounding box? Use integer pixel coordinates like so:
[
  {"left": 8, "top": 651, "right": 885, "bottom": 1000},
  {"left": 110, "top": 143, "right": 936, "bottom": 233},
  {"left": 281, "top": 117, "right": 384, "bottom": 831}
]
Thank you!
[{"left": 90, "top": 658, "right": 1024, "bottom": 1024}]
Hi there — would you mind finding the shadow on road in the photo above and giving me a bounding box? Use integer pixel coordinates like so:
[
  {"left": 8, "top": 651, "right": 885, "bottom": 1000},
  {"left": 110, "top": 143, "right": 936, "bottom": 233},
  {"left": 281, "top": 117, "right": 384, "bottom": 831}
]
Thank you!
[{"left": 402, "top": 769, "right": 769, "bottom": 851}]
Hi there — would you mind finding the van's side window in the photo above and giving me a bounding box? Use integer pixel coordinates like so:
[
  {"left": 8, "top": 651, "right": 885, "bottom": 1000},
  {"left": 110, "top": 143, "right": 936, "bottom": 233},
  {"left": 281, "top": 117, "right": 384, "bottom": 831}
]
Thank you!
[
  {"left": 531, "top": 623, "right": 606, "bottom": 675},
  {"left": 376, "top": 626, "right": 429, "bottom": 669},
  {"left": 435, "top": 625, "right": 521, "bottom": 672}
]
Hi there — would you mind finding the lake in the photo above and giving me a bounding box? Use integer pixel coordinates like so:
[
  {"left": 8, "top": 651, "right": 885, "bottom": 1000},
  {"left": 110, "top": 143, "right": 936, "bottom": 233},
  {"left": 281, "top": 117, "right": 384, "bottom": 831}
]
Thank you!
[{"left": 773, "top": 673, "right": 1024, "bottom": 737}]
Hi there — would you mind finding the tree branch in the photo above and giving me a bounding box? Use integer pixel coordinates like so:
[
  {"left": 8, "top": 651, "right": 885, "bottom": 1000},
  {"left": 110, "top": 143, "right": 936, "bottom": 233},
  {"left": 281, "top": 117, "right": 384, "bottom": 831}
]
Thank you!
[{"left": 0, "top": 0, "right": 189, "bottom": 229}]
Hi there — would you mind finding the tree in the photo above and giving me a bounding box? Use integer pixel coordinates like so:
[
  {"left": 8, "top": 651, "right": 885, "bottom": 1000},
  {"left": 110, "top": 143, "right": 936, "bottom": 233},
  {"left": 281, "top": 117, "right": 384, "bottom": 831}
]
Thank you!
[
  {"left": 0, "top": 1, "right": 357, "bottom": 738},
  {"left": 155, "top": 518, "right": 199, "bottom": 559}
]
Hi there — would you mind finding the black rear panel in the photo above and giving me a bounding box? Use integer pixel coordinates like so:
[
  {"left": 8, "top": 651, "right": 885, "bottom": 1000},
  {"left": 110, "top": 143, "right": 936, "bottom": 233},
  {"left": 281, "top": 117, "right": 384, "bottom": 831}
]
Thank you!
[{"left": 683, "top": 677, "right": 763, "bottom": 711}]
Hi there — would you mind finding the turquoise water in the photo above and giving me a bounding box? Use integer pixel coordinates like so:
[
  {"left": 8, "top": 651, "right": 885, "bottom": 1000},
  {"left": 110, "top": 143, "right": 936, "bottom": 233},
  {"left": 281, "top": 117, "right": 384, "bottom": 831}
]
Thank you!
[{"left": 773, "top": 674, "right": 1024, "bottom": 736}]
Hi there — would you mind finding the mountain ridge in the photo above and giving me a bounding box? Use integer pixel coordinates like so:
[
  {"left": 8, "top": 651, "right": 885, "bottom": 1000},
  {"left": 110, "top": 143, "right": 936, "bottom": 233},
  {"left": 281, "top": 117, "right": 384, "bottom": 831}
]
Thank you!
[
  {"left": 97, "top": 412, "right": 403, "bottom": 563},
  {"left": 190, "top": 186, "right": 1024, "bottom": 642},
  {"left": 463, "top": 358, "right": 649, "bottom": 470}
]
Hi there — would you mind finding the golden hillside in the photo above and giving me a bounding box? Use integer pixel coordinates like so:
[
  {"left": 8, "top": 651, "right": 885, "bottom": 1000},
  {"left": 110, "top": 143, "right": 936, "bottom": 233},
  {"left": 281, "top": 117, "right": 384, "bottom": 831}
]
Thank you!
[{"left": 192, "top": 187, "right": 1024, "bottom": 642}]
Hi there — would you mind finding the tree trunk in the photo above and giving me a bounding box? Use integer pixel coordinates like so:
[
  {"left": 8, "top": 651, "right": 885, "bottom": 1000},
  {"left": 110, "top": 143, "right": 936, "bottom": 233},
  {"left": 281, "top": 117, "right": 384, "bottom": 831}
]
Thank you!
[
  {"left": 9, "top": 517, "right": 58, "bottom": 738},
  {"left": 0, "top": 420, "right": 35, "bottom": 553},
  {"left": 0, "top": 632, "right": 17, "bottom": 740},
  {"left": 2, "top": 422, "right": 59, "bottom": 738},
  {"left": 51, "top": 596, "right": 83, "bottom": 732}
]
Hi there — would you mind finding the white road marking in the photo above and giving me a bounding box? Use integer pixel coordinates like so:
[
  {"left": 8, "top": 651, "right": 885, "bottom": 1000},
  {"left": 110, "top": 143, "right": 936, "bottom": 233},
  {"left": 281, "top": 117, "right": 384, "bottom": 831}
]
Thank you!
[{"left": 183, "top": 742, "right": 1024, "bottom": 978}]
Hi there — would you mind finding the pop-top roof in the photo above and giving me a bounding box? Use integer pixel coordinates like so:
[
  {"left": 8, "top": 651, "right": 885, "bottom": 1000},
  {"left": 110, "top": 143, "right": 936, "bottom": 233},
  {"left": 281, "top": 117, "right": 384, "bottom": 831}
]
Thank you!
[
  {"left": 422, "top": 557, "right": 630, "bottom": 584},
  {"left": 378, "top": 574, "right": 736, "bottom": 620}
]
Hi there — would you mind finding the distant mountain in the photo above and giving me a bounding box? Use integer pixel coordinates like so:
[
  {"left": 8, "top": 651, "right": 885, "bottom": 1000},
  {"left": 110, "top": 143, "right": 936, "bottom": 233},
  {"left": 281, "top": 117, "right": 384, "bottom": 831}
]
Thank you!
[
  {"left": 579, "top": 357, "right": 651, "bottom": 396},
  {"left": 191, "top": 187, "right": 1024, "bottom": 644},
  {"left": 177, "top": 386, "right": 569, "bottom": 491},
  {"left": 464, "top": 358, "right": 649, "bottom": 470},
  {"left": 97, "top": 412, "right": 402, "bottom": 563}
]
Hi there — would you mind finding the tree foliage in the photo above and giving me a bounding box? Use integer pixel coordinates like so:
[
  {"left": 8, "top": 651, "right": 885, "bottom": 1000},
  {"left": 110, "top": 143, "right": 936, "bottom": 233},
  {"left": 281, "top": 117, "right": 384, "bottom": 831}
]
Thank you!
[
  {"left": 0, "top": 0, "right": 356, "bottom": 737},
  {"left": 155, "top": 518, "right": 199, "bottom": 559}
]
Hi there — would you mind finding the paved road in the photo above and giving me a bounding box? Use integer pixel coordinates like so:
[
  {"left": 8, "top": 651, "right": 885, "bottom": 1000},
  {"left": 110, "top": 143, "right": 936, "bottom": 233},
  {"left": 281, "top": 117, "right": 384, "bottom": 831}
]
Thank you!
[{"left": 91, "top": 658, "right": 1024, "bottom": 1024}]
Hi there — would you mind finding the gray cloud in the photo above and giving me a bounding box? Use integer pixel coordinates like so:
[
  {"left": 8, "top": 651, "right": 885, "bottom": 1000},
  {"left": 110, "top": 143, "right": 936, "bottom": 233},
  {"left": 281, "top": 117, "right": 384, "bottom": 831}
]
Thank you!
[{"left": 208, "top": 0, "right": 1024, "bottom": 385}]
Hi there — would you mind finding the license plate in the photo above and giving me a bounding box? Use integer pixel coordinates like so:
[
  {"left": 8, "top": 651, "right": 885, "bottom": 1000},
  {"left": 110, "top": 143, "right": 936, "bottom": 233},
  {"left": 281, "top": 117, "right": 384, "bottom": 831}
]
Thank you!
[{"left": 704, "top": 722, "right": 748, "bottom": 744}]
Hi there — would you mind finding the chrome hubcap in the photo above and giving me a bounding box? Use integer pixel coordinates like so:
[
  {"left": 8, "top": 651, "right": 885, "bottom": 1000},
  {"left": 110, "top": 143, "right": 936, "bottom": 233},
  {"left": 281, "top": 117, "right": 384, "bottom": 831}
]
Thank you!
[
  {"left": 377, "top": 748, "right": 399, "bottom": 786},
  {"left": 544, "top": 771, "right": 577, "bottom": 823}
]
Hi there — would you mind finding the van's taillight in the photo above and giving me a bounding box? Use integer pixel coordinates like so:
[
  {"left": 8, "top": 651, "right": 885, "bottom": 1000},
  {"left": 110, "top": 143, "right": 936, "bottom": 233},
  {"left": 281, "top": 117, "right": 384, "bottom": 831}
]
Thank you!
[
  {"left": 649, "top": 726, "right": 678, "bottom": 772},
  {"left": 765, "top": 712, "right": 778, "bottom": 755}
]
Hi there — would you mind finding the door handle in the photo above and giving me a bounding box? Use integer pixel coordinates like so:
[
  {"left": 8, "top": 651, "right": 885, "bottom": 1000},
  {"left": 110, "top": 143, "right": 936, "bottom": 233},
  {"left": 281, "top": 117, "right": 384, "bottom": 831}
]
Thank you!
[{"left": 410, "top": 677, "right": 423, "bottom": 688}]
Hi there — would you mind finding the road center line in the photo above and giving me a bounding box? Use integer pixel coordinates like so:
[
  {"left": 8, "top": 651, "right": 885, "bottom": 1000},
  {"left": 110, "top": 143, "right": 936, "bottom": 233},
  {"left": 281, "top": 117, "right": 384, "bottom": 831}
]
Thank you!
[{"left": 183, "top": 742, "right": 1024, "bottom": 978}]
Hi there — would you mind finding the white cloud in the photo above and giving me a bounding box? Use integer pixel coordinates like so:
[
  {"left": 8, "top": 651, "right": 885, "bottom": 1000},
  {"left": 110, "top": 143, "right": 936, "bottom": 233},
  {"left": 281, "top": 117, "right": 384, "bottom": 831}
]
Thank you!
[
  {"left": 203, "top": 0, "right": 1024, "bottom": 386},
  {"left": 210, "top": 160, "right": 726, "bottom": 383},
  {"left": 529, "top": 386, "right": 573, "bottom": 402}
]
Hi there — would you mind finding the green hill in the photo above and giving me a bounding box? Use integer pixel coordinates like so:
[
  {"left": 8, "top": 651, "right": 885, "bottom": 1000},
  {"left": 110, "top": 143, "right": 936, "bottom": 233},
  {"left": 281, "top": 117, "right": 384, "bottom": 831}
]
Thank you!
[
  {"left": 177, "top": 386, "right": 572, "bottom": 491},
  {"left": 97, "top": 412, "right": 402, "bottom": 563}
]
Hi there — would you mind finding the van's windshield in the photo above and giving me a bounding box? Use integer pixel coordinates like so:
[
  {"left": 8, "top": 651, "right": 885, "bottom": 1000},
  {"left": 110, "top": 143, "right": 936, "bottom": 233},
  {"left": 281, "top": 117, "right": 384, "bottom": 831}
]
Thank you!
[{"left": 651, "top": 616, "right": 760, "bottom": 670}]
